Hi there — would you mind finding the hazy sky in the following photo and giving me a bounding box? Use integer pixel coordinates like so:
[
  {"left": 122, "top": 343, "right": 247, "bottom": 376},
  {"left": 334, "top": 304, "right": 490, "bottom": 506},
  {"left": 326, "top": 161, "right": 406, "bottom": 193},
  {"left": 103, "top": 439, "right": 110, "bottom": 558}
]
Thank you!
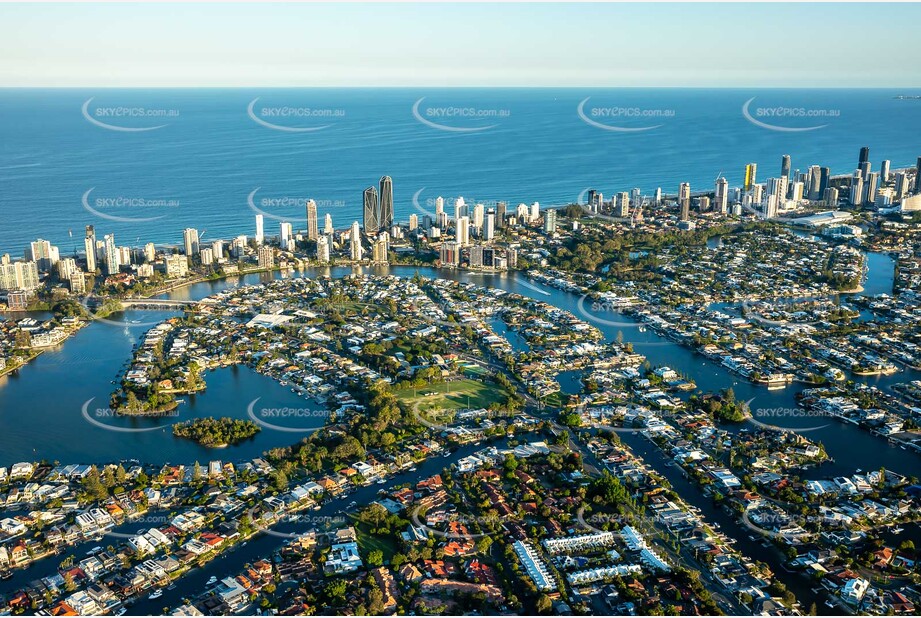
[{"left": 2, "top": 3, "right": 920, "bottom": 87}]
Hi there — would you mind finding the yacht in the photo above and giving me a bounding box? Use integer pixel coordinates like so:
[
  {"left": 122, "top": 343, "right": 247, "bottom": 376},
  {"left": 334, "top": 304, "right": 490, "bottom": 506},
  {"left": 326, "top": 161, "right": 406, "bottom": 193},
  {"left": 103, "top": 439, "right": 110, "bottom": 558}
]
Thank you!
[
  {"left": 148, "top": 590, "right": 163, "bottom": 600},
  {"left": 206, "top": 576, "right": 218, "bottom": 586}
]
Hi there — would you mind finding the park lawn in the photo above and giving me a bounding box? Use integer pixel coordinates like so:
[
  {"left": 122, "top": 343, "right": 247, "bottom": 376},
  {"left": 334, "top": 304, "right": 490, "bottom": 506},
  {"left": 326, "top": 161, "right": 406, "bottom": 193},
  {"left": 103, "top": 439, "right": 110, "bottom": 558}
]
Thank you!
[
  {"left": 348, "top": 515, "right": 399, "bottom": 563},
  {"left": 394, "top": 378, "right": 509, "bottom": 413}
]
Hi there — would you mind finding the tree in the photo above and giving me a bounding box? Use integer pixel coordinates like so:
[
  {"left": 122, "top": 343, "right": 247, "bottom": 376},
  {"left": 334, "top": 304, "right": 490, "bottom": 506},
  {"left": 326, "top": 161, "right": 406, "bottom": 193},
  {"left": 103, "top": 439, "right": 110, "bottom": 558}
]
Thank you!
[
  {"left": 323, "top": 579, "right": 348, "bottom": 604},
  {"left": 367, "top": 549, "right": 384, "bottom": 567},
  {"left": 271, "top": 469, "right": 288, "bottom": 492}
]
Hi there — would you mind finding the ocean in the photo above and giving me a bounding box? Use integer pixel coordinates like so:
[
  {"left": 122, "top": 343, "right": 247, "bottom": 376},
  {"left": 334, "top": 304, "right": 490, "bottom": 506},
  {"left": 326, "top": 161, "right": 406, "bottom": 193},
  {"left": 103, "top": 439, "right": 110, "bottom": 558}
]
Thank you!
[{"left": 1, "top": 87, "right": 919, "bottom": 254}]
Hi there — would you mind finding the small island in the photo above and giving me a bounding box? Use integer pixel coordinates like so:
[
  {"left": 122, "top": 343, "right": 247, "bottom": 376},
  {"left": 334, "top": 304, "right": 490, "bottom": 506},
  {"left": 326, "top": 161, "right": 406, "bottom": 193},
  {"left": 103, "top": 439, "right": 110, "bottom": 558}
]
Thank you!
[{"left": 172, "top": 417, "right": 261, "bottom": 447}]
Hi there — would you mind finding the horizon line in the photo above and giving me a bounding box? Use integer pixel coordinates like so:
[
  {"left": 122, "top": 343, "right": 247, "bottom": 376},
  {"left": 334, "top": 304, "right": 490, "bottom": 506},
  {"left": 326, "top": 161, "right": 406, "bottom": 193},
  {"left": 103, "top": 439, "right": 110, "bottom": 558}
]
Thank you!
[{"left": 1, "top": 85, "right": 919, "bottom": 90}]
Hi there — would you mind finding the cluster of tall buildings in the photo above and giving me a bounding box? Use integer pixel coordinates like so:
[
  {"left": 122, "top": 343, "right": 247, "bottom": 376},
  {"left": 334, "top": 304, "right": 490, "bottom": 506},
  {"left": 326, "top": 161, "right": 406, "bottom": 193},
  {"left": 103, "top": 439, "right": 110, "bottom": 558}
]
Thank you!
[
  {"left": 362, "top": 176, "right": 394, "bottom": 236},
  {"left": 685, "top": 148, "right": 921, "bottom": 222}
]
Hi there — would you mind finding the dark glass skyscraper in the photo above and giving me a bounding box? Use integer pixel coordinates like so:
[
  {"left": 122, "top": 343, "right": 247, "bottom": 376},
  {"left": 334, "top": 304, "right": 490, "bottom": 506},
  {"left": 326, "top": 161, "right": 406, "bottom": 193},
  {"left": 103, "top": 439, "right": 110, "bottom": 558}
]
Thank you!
[
  {"left": 780, "top": 154, "right": 791, "bottom": 180},
  {"left": 916, "top": 157, "right": 921, "bottom": 193},
  {"left": 496, "top": 201, "right": 507, "bottom": 227},
  {"left": 859, "top": 146, "right": 870, "bottom": 166},
  {"left": 819, "top": 167, "right": 831, "bottom": 199},
  {"left": 379, "top": 176, "right": 394, "bottom": 231},
  {"left": 363, "top": 186, "right": 379, "bottom": 235}
]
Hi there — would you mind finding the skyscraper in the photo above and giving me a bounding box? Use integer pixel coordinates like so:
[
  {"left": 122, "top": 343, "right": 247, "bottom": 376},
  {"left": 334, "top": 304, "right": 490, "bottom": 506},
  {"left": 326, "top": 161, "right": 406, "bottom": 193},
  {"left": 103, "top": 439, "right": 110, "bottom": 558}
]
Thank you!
[
  {"left": 616, "top": 192, "right": 630, "bottom": 217},
  {"left": 496, "top": 201, "right": 507, "bottom": 227},
  {"left": 850, "top": 174, "right": 864, "bottom": 206},
  {"left": 473, "top": 203, "right": 485, "bottom": 231},
  {"left": 484, "top": 211, "right": 495, "bottom": 241},
  {"left": 255, "top": 214, "right": 264, "bottom": 245},
  {"left": 211, "top": 239, "right": 224, "bottom": 261},
  {"left": 408, "top": 214, "right": 418, "bottom": 231},
  {"left": 678, "top": 182, "right": 691, "bottom": 221},
  {"left": 543, "top": 208, "right": 557, "bottom": 233},
  {"left": 379, "top": 176, "right": 394, "bottom": 230},
  {"left": 306, "top": 199, "right": 319, "bottom": 241},
  {"left": 859, "top": 146, "right": 870, "bottom": 166},
  {"left": 715, "top": 177, "right": 729, "bottom": 214},
  {"left": 439, "top": 241, "right": 460, "bottom": 267},
  {"left": 363, "top": 186, "right": 380, "bottom": 235},
  {"left": 895, "top": 172, "right": 910, "bottom": 200},
  {"left": 806, "top": 166, "right": 822, "bottom": 200},
  {"left": 350, "top": 221, "right": 363, "bottom": 261},
  {"left": 372, "top": 232, "right": 389, "bottom": 264},
  {"left": 586, "top": 189, "right": 600, "bottom": 212},
  {"left": 104, "top": 233, "right": 119, "bottom": 276},
  {"left": 819, "top": 167, "right": 831, "bottom": 199},
  {"left": 257, "top": 245, "right": 275, "bottom": 269},
  {"left": 880, "top": 160, "right": 891, "bottom": 183},
  {"left": 916, "top": 157, "right": 921, "bottom": 194},
  {"left": 324, "top": 213, "right": 334, "bottom": 235},
  {"left": 744, "top": 163, "right": 757, "bottom": 192},
  {"left": 183, "top": 228, "right": 199, "bottom": 257},
  {"left": 84, "top": 225, "right": 97, "bottom": 273},
  {"left": 866, "top": 172, "right": 879, "bottom": 204},
  {"left": 280, "top": 222, "right": 293, "bottom": 247},
  {"left": 780, "top": 155, "right": 791, "bottom": 181},
  {"left": 28, "top": 239, "right": 59, "bottom": 272},
  {"left": 316, "top": 235, "right": 330, "bottom": 263},
  {"left": 456, "top": 216, "right": 470, "bottom": 246},
  {"left": 454, "top": 197, "right": 467, "bottom": 221}
]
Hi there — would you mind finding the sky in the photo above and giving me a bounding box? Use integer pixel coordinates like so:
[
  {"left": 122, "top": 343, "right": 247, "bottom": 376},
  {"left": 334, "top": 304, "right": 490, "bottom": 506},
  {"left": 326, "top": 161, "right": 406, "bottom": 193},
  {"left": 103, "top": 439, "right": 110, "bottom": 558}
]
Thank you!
[{"left": 1, "top": 3, "right": 920, "bottom": 88}]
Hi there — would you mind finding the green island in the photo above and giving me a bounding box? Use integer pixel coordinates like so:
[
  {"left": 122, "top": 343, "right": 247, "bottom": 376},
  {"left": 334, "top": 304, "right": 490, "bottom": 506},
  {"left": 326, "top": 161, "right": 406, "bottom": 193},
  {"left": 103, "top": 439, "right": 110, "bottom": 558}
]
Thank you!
[{"left": 171, "top": 416, "right": 261, "bottom": 447}]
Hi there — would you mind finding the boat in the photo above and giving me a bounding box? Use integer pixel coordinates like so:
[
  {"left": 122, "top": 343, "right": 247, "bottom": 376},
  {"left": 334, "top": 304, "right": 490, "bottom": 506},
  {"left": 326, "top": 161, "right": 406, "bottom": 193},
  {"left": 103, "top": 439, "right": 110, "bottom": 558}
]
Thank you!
[
  {"left": 892, "top": 526, "right": 904, "bottom": 534},
  {"left": 206, "top": 576, "right": 218, "bottom": 585},
  {"left": 148, "top": 590, "right": 163, "bottom": 600},
  {"left": 0, "top": 570, "right": 12, "bottom": 581}
]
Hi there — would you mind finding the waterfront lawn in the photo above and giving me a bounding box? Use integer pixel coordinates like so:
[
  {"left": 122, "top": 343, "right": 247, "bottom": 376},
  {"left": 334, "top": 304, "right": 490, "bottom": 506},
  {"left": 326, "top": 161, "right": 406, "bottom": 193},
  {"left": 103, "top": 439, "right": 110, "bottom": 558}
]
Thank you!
[
  {"left": 348, "top": 515, "right": 399, "bottom": 564},
  {"left": 394, "top": 378, "right": 508, "bottom": 412}
]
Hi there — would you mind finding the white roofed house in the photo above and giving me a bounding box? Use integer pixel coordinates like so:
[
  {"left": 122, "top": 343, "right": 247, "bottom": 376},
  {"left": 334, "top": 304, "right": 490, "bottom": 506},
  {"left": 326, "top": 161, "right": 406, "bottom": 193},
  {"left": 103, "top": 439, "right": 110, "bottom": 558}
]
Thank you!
[
  {"left": 216, "top": 576, "right": 249, "bottom": 610},
  {"left": 9, "top": 462, "right": 33, "bottom": 480}
]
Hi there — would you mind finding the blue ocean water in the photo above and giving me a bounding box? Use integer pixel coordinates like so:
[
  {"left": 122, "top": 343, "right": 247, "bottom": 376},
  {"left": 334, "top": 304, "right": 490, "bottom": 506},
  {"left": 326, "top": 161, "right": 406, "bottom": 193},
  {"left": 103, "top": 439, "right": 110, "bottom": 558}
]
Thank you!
[{"left": 0, "top": 88, "right": 919, "bottom": 254}]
